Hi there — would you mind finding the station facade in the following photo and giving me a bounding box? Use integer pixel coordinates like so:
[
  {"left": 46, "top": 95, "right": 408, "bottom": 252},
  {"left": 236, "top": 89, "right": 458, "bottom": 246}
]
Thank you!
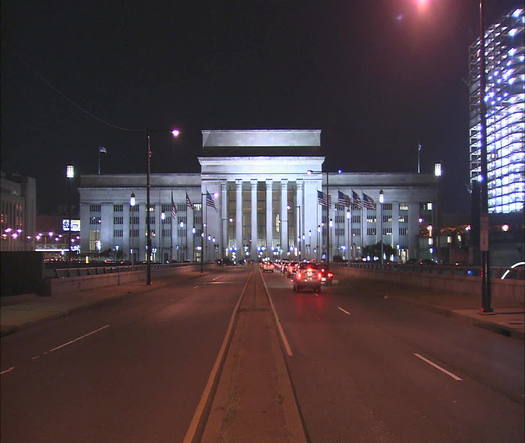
[{"left": 78, "top": 130, "right": 438, "bottom": 262}]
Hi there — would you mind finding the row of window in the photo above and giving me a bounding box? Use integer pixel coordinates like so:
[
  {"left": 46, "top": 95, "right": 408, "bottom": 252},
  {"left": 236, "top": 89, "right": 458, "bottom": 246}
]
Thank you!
[
  {"left": 91, "top": 202, "right": 429, "bottom": 217},
  {"left": 115, "top": 228, "right": 188, "bottom": 238},
  {"left": 333, "top": 227, "right": 409, "bottom": 236}
]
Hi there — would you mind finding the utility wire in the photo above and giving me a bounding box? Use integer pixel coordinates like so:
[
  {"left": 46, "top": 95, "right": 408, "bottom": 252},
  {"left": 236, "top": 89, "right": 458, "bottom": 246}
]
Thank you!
[{"left": 13, "top": 52, "right": 140, "bottom": 133}]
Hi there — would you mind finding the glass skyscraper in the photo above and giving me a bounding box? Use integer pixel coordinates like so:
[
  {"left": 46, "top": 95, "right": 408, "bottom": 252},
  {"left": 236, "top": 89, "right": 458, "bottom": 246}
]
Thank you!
[{"left": 469, "top": 7, "right": 525, "bottom": 214}]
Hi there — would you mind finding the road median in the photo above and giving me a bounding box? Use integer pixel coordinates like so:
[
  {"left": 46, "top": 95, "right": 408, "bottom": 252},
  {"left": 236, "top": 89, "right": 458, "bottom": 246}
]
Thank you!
[{"left": 196, "top": 269, "right": 307, "bottom": 443}]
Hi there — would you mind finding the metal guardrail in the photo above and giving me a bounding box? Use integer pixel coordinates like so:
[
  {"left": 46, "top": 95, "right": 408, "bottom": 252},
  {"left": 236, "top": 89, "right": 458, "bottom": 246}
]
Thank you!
[
  {"left": 339, "top": 263, "right": 525, "bottom": 280},
  {"left": 45, "top": 263, "right": 191, "bottom": 279}
]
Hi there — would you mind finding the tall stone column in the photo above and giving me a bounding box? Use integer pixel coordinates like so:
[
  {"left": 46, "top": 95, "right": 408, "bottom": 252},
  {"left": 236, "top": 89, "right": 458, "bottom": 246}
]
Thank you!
[
  {"left": 280, "top": 179, "right": 288, "bottom": 255},
  {"left": 408, "top": 202, "right": 419, "bottom": 260},
  {"left": 265, "top": 179, "right": 273, "bottom": 255},
  {"left": 139, "top": 203, "right": 146, "bottom": 261},
  {"left": 296, "top": 179, "right": 304, "bottom": 255},
  {"left": 392, "top": 200, "right": 399, "bottom": 252},
  {"left": 186, "top": 205, "right": 193, "bottom": 261},
  {"left": 79, "top": 203, "right": 90, "bottom": 253},
  {"left": 250, "top": 179, "right": 257, "bottom": 256},
  {"left": 100, "top": 203, "right": 113, "bottom": 251},
  {"left": 235, "top": 179, "right": 243, "bottom": 251},
  {"left": 221, "top": 180, "right": 227, "bottom": 257},
  {"left": 171, "top": 199, "right": 178, "bottom": 261},
  {"left": 123, "top": 203, "right": 130, "bottom": 258}
]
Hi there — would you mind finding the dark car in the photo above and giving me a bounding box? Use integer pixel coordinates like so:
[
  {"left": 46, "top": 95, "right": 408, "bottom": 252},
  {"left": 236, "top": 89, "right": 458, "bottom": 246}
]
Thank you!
[{"left": 293, "top": 263, "right": 322, "bottom": 293}]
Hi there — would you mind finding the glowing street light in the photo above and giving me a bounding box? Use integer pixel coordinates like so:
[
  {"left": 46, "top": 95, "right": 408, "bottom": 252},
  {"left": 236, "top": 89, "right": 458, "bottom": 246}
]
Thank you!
[{"left": 145, "top": 128, "right": 181, "bottom": 285}]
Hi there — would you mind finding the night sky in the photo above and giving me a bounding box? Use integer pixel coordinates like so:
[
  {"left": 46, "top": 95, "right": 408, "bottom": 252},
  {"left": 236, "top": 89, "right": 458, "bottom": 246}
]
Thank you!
[{"left": 1, "top": 0, "right": 520, "bottom": 214}]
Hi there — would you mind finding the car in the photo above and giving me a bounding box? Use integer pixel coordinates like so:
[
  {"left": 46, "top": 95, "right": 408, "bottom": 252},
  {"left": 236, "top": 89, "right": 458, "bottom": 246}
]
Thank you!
[
  {"left": 318, "top": 265, "right": 334, "bottom": 286},
  {"left": 262, "top": 262, "right": 275, "bottom": 272},
  {"left": 280, "top": 260, "right": 290, "bottom": 273},
  {"left": 293, "top": 263, "right": 322, "bottom": 293},
  {"left": 286, "top": 262, "right": 298, "bottom": 278}
]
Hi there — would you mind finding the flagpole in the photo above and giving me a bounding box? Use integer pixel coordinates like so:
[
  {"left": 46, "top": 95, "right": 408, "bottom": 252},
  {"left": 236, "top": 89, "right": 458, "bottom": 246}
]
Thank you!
[
  {"left": 326, "top": 171, "right": 330, "bottom": 265},
  {"left": 200, "top": 192, "right": 204, "bottom": 273},
  {"left": 417, "top": 142, "right": 421, "bottom": 174}
]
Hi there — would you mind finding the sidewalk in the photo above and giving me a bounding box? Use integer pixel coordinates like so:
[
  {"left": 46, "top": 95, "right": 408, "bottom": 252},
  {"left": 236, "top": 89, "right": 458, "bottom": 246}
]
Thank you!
[
  {"left": 0, "top": 270, "right": 206, "bottom": 337},
  {"left": 345, "top": 278, "right": 525, "bottom": 340}
]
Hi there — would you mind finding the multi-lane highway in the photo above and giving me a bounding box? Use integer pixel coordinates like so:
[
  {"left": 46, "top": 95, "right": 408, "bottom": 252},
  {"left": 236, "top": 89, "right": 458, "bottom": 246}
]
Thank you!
[
  {"left": 264, "top": 270, "right": 524, "bottom": 443},
  {"left": 1, "top": 265, "right": 523, "bottom": 442},
  {"left": 1, "top": 267, "right": 249, "bottom": 443}
]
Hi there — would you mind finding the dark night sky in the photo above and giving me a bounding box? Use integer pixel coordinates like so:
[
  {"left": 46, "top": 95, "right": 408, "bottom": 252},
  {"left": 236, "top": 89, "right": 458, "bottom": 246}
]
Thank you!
[{"left": 1, "top": 0, "right": 520, "bottom": 214}]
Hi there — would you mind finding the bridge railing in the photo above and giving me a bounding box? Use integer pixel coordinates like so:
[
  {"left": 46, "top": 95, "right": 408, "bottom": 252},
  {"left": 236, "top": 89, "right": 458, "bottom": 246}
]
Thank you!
[
  {"left": 341, "top": 263, "right": 524, "bottom": 280},
  {"left": 45, "top": 262, "right": 192, "bottom": 279}
]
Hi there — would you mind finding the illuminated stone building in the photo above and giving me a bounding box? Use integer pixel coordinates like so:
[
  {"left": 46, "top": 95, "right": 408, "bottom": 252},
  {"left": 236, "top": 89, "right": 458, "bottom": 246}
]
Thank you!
[{"left": 78, "top": 130, "right": 438, "bottom": 263}]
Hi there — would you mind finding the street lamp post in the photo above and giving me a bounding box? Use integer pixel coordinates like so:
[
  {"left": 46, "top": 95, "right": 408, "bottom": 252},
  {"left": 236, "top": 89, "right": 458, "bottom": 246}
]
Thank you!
[
  {"left": 66, "top": 164, "right": 75, "bottom": 262},
  {"left": 379, "top": 190, "right": 384, "bottom": 267},
  {"left": 307, "top": 169, "right": 330, "bottom": 264},
  {"left": 130, "top": 193, "right": 136, "bottom": 265},
  {"left": 144, "top": 128, "right": 180, "bottom": 285},
  {"left": 346, "top": 209, "right": 351, "bottom": 262},
  {"left": 160, "top": 211, "right": 165, "bottom": 263},
  {"left": 478, "top": 0, "right": 492, "bottom": 313}
]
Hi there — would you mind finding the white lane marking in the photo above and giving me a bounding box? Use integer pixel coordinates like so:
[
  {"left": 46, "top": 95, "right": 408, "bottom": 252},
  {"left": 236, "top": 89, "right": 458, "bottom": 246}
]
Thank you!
[
  {"left": 183, "top": 274, "right": 251, "bottom": 443},
  {"left": 32, "top": 355, "right": 40, "bottom": 360},
  {"left": 414, "top": 353, "right": 463, "bottom": 381},
  {"left": 48, "top": 325, "right": 110, "bottom": 353},
  {"left": 1, "top": 366, "right": 15, "bottom": 375},
  {"left": 193, "top": 285, "right": 199, "bottom": 288},
  {"left": 260, "top": 269, "right": 293, "bottom": 357},
  {"left": 337, "top": 306, "right": 351, "bottom": 315}
]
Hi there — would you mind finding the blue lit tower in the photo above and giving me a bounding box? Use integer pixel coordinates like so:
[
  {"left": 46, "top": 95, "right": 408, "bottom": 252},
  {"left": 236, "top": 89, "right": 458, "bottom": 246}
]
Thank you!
[{"left": 469, "top": 7, "right": 524, "bottom": 214}]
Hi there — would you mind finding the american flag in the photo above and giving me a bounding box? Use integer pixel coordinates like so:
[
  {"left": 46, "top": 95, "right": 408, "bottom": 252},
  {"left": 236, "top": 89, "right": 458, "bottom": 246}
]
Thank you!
[
  {"left": 338, "top": 190, "right": 352, "bottom": 207},
  {"left": 317, "top": 190, "right": 331, "bottom": 207},
  {"left": 352, "top": 190, "right": 362, "bottom": 209},
  {"left": 171, "top": 192, "right": 177, "bottom": 219},
  {"left": 206, "top": 190, "right": 216, "bottom": 210},
  {"left": 186, "top": 192, "right": 193, "bottom": 209},
  {"left": 363, "top": 193, "right": 376, "bottom": 209}
]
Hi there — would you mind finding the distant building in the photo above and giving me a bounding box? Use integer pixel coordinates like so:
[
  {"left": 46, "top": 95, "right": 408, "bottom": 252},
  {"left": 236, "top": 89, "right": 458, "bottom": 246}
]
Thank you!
[
  {"left": 78, "top": 130, "right": 439, "bottom": 263},
  {"left": 468, "top": 7, "right": 525, "bottom": 214},
  {"left": 0, "top": 171, "right": 36, "bottom": 251}
]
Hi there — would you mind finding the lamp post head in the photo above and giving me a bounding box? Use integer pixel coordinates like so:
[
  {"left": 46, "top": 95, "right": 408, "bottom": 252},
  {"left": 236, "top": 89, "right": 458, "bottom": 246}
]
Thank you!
[
  {"left": 66, "top": 164, "right": 75, "bottom": 179},
  {"left": 379, "top": 190, "right": 384, "bottom": 204},
  {"left": 130, "top": 193, "right": 136, "bottom": 207},
  {"left": 161, "top": 212, "right": 166, "bottom": 220},
  {"left": 171, "top": 129, "right": 181, "bottom": 138}
]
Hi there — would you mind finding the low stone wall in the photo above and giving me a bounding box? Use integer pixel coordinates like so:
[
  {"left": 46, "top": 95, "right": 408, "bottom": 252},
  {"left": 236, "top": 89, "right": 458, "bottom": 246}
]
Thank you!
[
  {"left": 334, "top": 265, "right": 525, "bottom": 306},
  {"left": 45, "top": 264, "right": 200, "bottom": 296}
]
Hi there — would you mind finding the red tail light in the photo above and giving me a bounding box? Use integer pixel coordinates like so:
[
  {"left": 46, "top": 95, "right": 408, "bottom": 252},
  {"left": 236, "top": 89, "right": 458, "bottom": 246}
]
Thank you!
[
  {"left": 317, "top": 272, "right": 322, "bottom": 280},
  {"left": 296, "top": 272, "right": 302, "bottom": 280},
  {"left": 328, "top": 272, "right": 334, "bottom": 278}
]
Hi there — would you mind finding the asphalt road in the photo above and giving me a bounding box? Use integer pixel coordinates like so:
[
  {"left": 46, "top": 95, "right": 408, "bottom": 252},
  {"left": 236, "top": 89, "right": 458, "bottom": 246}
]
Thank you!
[
  {"left": 262, "top": 270, "right": 525, "bottom": 443},
  {"left": 2, "top": 266, "right": 524, "bottom": 443},
  {"left": 1, "top": 267, "right": 250, "bottom": 443}
]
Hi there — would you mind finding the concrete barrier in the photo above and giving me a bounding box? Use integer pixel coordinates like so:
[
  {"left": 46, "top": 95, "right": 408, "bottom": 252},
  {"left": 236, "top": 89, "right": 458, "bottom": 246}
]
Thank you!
[
  {"left": 334, "top": 265, "right": 525, "bottom": 306},
  {"left": 45, "top": 264, "right": 201, "bottom": 296}
]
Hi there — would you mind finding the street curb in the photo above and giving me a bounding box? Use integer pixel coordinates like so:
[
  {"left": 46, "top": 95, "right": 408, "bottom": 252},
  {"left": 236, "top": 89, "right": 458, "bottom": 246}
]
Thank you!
[
  {"left": 393, "top": 296, "right": 524, "bottom": 341},
  {"left": 0, "top": 272, "right": 208, "bottom": 338}
]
